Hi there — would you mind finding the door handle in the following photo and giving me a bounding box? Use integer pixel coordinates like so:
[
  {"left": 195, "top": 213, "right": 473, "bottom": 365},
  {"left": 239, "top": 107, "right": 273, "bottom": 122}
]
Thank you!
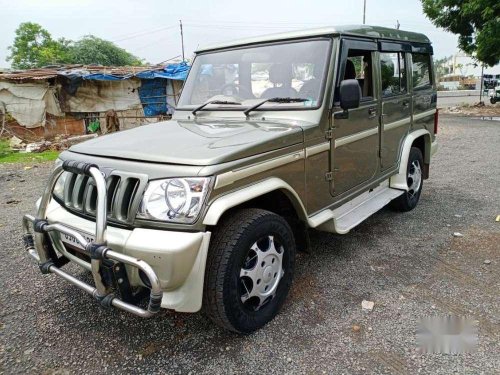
[{"left": 368, "top": 107, "right": 377, "bottom": 118}]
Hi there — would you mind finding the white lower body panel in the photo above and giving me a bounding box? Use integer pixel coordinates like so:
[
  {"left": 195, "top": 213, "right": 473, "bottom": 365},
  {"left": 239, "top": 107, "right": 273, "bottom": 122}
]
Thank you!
[{"left": 309, "top": 180, "right": 404, "bottom": 234}]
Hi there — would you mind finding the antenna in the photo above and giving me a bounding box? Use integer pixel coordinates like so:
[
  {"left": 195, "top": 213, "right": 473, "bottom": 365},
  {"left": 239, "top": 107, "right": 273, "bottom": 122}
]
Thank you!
[{"left": 179, "top": 20, "right": 185, "bottom": 62}]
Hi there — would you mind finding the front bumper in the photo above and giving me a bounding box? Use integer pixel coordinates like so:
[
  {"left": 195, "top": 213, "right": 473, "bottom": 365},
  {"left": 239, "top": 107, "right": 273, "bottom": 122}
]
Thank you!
[
  {"left": 44, "top": 200, "right": 211, "bottom": 313},
  {"left": 22, "top": 161, "right": 211, "bottom": 317}
]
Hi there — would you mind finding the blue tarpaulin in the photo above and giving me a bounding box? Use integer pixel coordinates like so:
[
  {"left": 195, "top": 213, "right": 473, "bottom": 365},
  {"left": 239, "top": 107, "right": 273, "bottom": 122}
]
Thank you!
[
  {"left": 63, "top": 62, "right": 190, "bottom": 81},
  {"left": 138, "top": 79, "right": 168, "bottom": 116},
  {"left": 135, "top": 62, "right": 190, "bottom": 81}
]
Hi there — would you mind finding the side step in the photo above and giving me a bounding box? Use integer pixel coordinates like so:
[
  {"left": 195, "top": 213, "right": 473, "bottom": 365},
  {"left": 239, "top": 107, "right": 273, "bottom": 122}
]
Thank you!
[{"left": 310, "top": 182, "right": 404, "bottom": 234}]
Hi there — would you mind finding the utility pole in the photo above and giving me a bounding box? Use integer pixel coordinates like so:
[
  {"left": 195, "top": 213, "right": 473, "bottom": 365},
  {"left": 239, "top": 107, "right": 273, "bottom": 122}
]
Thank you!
[
  {"left": 396, "top": 20, "right": 400, "bottom": 30},
  {"left": 363, "top": 0, "right": 366, "bottom": 24},
  {"left": 479, "top": 64, "right": 484, "bottom": 104},
  {"left": 179, "top": 20, "right": 185, "bottom": 62}
]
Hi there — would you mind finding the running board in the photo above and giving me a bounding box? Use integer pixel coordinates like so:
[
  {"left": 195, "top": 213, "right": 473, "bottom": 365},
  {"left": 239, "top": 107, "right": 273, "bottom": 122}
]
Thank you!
[{"left": 308, "top": 182, "right": 404, "bottom": 234}]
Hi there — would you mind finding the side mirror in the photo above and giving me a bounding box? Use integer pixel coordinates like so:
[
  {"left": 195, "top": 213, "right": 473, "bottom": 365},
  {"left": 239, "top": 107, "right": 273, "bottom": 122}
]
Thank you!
[{"left": 339, "top": 79, "right": 361, "bottom": 111}]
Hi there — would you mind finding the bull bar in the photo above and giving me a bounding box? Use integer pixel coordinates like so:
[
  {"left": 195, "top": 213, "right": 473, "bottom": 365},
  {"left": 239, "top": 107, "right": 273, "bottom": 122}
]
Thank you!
[{"left": 21, "top": 161, "right": 163, "bottom": 318}]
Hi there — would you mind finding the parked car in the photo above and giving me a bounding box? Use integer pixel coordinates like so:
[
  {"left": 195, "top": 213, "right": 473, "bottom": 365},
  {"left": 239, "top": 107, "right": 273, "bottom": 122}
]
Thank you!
[
  {"left": 22, "top": 25, "right": 438, "bottom": 333},
  {"left": 488, "top": 86, "right": 500, "bottom": 104}
]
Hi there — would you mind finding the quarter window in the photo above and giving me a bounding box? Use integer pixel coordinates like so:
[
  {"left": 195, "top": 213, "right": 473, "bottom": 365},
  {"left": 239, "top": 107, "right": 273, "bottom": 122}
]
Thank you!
[
  {"left": 412, "top": 53, "right": 432, "bottom": 89},
  {"left": 380, "top": 52, "right": 407, "bottom": 96}
]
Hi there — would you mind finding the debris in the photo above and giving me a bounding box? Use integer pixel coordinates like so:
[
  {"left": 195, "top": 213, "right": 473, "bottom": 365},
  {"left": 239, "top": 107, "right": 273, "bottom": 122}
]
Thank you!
[
  {"left": 9, "top": 136, "right": 24, "bottom": 149},
  {"left": 24, "top": 140, "right": 52, "bottom": 153},
  {"left": 6, "top": 199, "right": 21, "bottom": 205},
  {"left": 23, "top": 348, "right": 34, "bottom": 355},
  {"left": 361, "top": 300, "right": 374, "bottom": 311},
  {"left": 287, "top": 357, "right": 292, "bottom": 363},
  {"left": 483, "top": 260, "right": 491, "bottom": 265},
  {"left": 352, "top": 324, "right": 361, "bottom": 332},
  {"left": 453, "top": 232, "right": 464, "bottom": 238},
  {"left": 225, "top": 346, "right": 230, "bottom": 351},
  {"left": 454, "top": 214, "right": 462, "bottom": 218},
  {"left": 23, "top": 166, "right": 32, "bottom": 170},
  {"left": 496, "top": 215, "right": 500, "bottom": 222}
]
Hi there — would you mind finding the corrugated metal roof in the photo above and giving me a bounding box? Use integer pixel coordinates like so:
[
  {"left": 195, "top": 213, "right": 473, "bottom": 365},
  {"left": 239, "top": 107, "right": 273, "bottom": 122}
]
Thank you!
[{"left": 0, "top": 64, "right": 189, "bottom": 81}]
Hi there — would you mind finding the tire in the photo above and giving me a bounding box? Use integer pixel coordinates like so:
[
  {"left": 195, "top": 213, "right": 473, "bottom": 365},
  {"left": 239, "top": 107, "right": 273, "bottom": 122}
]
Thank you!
[
  {"left": 491, "top": 98, "right": 497, "bottom": 105},
  {"left": 390, "top": 147, "right": 424, "bottom": 212},
  {"left": 203, "top": 208, "right": 296, "bottom": 333}
]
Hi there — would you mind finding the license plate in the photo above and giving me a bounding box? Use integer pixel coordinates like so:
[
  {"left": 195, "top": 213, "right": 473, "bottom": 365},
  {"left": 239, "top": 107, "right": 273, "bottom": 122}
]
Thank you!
[{"left": 60, "top": 230, "right": 95, "bottom": 250}]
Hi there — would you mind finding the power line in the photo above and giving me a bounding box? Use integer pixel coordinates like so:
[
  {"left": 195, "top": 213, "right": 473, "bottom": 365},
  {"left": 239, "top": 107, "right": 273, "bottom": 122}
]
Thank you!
[{"left": 111, "top": 25, "right": 177, "bottom": 43}]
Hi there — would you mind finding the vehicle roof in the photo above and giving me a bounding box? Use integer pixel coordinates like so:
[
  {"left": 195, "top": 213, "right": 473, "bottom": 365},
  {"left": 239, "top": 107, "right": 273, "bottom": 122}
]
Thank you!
[{"left": 196, "top": 25, "right": 431, "bottom": 53}]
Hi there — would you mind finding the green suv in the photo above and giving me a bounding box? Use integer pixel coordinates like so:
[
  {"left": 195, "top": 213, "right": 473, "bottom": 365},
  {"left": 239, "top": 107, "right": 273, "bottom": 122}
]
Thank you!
[{"left": 22, "top": 25, "right": 438, "bottom": 333}]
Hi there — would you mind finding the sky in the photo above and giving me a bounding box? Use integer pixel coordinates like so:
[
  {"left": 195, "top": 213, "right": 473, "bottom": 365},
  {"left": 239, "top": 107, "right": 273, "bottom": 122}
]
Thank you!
[{"left": 0, "top": 0, "right": 485, "bottom": 72}]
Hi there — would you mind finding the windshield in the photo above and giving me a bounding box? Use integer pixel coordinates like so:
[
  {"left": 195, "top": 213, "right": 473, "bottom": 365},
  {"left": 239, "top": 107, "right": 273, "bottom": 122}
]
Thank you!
[{"left": 177, "top": 39, "right": 331, "bottom": 111}]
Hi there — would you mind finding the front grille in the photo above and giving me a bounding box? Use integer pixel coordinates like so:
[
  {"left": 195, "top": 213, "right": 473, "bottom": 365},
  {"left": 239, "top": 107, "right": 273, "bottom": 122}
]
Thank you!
[{"left": 61, "top": 170, "right": 148, "bottom": 225}]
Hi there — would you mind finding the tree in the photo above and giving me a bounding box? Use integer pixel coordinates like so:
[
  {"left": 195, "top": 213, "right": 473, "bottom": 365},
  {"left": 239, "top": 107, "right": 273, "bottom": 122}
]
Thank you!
[
  {"left": 7, "top": 23, "right": 143, "bottom": 68},
  {"left": 7, "top": 22, "right": 70, "bottom": 69},
  {"left": 421, "top": 0, "right": 500, "bottom": 67},
  {"left": 68, "top": 36, "right": 142, "bottom": 66}
]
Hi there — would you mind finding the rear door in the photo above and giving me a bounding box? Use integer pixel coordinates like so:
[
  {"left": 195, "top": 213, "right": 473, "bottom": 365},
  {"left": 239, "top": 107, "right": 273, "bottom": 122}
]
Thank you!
[
  {"left": 378, "top": 42, "right": 412, "bottom": 171},
  {"left": 330, "top": 38, "right": 379, "bottom": 196},
  {"left": 411, "top": 45, "right": 437, "bottom": 134}
]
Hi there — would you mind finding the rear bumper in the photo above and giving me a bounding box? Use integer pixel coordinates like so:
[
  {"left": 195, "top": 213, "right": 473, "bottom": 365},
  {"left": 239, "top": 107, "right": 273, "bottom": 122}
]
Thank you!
[{"left": 43, "top": 200, "right": 211, "bottom": 313}]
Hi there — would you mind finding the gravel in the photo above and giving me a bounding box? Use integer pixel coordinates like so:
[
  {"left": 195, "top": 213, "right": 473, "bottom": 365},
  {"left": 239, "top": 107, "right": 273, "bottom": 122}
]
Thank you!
[{"left": 1, "top": 115, "right": 499, "bottom": 374}]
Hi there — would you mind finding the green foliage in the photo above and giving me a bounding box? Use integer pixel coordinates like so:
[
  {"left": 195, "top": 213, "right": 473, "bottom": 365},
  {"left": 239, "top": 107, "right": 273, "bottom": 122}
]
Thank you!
[
  {"left": 7, "top": 22, "right": 70, "bottom": 69},
  {"left": 421, "top": 0, "right": 500, "bottom": 67},
  {"left": 69, "top": 36, "right": 143, "bottom": 66},
  {"left": 7, "top": 23, "right": 143, "bottom": 68}
]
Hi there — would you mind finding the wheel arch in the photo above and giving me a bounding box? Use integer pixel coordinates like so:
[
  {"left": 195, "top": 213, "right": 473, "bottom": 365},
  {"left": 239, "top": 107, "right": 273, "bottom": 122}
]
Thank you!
[
  {"left": 203, "top": 178, "right": 309, "bottom": 250},
  {"left": 390, "top": 129, "right": 432, "bottom": 191},
  {"left": 203, "top": 178, "right": 307, "bottom": 225}
]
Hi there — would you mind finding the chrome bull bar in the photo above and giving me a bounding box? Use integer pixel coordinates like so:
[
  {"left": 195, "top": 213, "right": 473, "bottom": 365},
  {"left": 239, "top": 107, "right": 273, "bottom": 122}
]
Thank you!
[{"left": 22, "top": 161, "right": 162, "bottom": 318}]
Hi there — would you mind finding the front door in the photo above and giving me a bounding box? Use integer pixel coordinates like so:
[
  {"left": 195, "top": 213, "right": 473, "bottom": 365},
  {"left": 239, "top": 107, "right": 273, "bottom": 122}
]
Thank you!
[
  {"left": 330, "top": 39, "right": 379, "bottom": 196},
  {"left": 378, "top": 45, "right": 412, "bottom": 170}
]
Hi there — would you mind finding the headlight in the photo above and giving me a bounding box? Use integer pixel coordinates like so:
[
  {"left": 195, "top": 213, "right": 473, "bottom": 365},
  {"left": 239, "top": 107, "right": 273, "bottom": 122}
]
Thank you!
[
  {"left": 137, "top": 177, "right": 211, "bottom": 224},
  {"left": 53, "top": 171, "right": 69, "bottom": 199}
]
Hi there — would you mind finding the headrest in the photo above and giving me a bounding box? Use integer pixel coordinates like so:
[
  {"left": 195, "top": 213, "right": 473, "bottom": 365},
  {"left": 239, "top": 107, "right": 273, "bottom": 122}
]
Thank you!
[
  {"left": 344, "top": 60, "right": 356, "bottom": 80},
  {"left": 269, "top": 64, "right": 292, "bottom": 85}
]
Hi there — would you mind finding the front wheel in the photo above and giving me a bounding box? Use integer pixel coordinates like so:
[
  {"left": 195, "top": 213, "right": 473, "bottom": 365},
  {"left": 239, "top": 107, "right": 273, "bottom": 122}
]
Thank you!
[
  {"left": 491, "top": 97, "right": 497, "bottom": 105},
  {"left": 203, "top": 209, "right": 296, "bottom": 333},
  {"left": 390, "top": 147, "right": 424, "bottom": 212}
]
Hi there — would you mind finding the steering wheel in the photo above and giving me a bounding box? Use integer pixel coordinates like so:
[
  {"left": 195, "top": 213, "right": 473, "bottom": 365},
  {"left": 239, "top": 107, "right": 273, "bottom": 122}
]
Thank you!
[{"left": 220, "top": 83, "right": 254, "bottom": 99}]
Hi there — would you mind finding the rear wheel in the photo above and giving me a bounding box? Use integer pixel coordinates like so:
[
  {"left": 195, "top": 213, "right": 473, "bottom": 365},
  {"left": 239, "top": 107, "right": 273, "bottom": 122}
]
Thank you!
[
  {"left": 390, "top": 147, "right": 424, "bottom": 212},
  {"left": 491, "top": 97, "right": 497, "bottom": 105},
  {"left": 203, "top": 208, "right": 296, "bottom": 333}
]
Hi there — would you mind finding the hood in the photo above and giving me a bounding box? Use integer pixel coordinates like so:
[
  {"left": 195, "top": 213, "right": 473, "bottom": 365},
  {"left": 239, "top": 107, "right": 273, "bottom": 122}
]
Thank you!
[{"left": 69, "top": 118, "right": 304, "bottom": 166}]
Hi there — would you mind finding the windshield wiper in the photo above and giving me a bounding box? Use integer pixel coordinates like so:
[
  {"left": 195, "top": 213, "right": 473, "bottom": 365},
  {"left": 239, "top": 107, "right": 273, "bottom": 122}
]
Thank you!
[
  {"left": 192, "top": 100, "right": 241, "bottom": 115},
  {"left": 243, "top": 97, "right": 308, "bottom": 117}
]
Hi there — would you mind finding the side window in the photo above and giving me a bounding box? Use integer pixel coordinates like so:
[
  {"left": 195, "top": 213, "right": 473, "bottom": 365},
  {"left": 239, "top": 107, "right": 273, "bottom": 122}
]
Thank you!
[
  {"left": 412, "top": 53, "right": 432, "bottom": 89},
  {"left": 380, "top": 52, "right": 407, "bottom": 96},
  {"left": 345, "top": 49, "right": 374, "bottom": 99}
]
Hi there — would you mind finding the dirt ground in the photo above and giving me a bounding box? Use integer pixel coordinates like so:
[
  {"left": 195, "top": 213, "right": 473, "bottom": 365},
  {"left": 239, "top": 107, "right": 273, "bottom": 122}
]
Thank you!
[{"left": 0, "top": 115, "right": 499, "bottom": 374}]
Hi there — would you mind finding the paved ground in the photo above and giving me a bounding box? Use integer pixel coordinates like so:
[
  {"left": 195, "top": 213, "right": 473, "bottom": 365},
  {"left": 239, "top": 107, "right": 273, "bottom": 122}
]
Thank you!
[
  {"left": 437, "top": 90, "right": 495, "bottom": 107},
  {"left": 1, "top": 115, "right": 499, "bottom": 374}
]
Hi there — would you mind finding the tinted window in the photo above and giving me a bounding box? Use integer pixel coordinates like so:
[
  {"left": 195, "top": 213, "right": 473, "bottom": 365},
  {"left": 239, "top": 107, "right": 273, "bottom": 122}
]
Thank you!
[
  {"left": 412, "top": 53, "right": 432, "bottom": 89},
  {"left": 380, "top": 52, "right": 407, "bottom": 96}
]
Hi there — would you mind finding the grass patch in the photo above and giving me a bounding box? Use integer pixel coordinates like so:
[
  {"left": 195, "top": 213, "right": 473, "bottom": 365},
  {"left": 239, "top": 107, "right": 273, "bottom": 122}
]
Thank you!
[{"left": 0, "top": 139, "right": 59, "bottom": 164}]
